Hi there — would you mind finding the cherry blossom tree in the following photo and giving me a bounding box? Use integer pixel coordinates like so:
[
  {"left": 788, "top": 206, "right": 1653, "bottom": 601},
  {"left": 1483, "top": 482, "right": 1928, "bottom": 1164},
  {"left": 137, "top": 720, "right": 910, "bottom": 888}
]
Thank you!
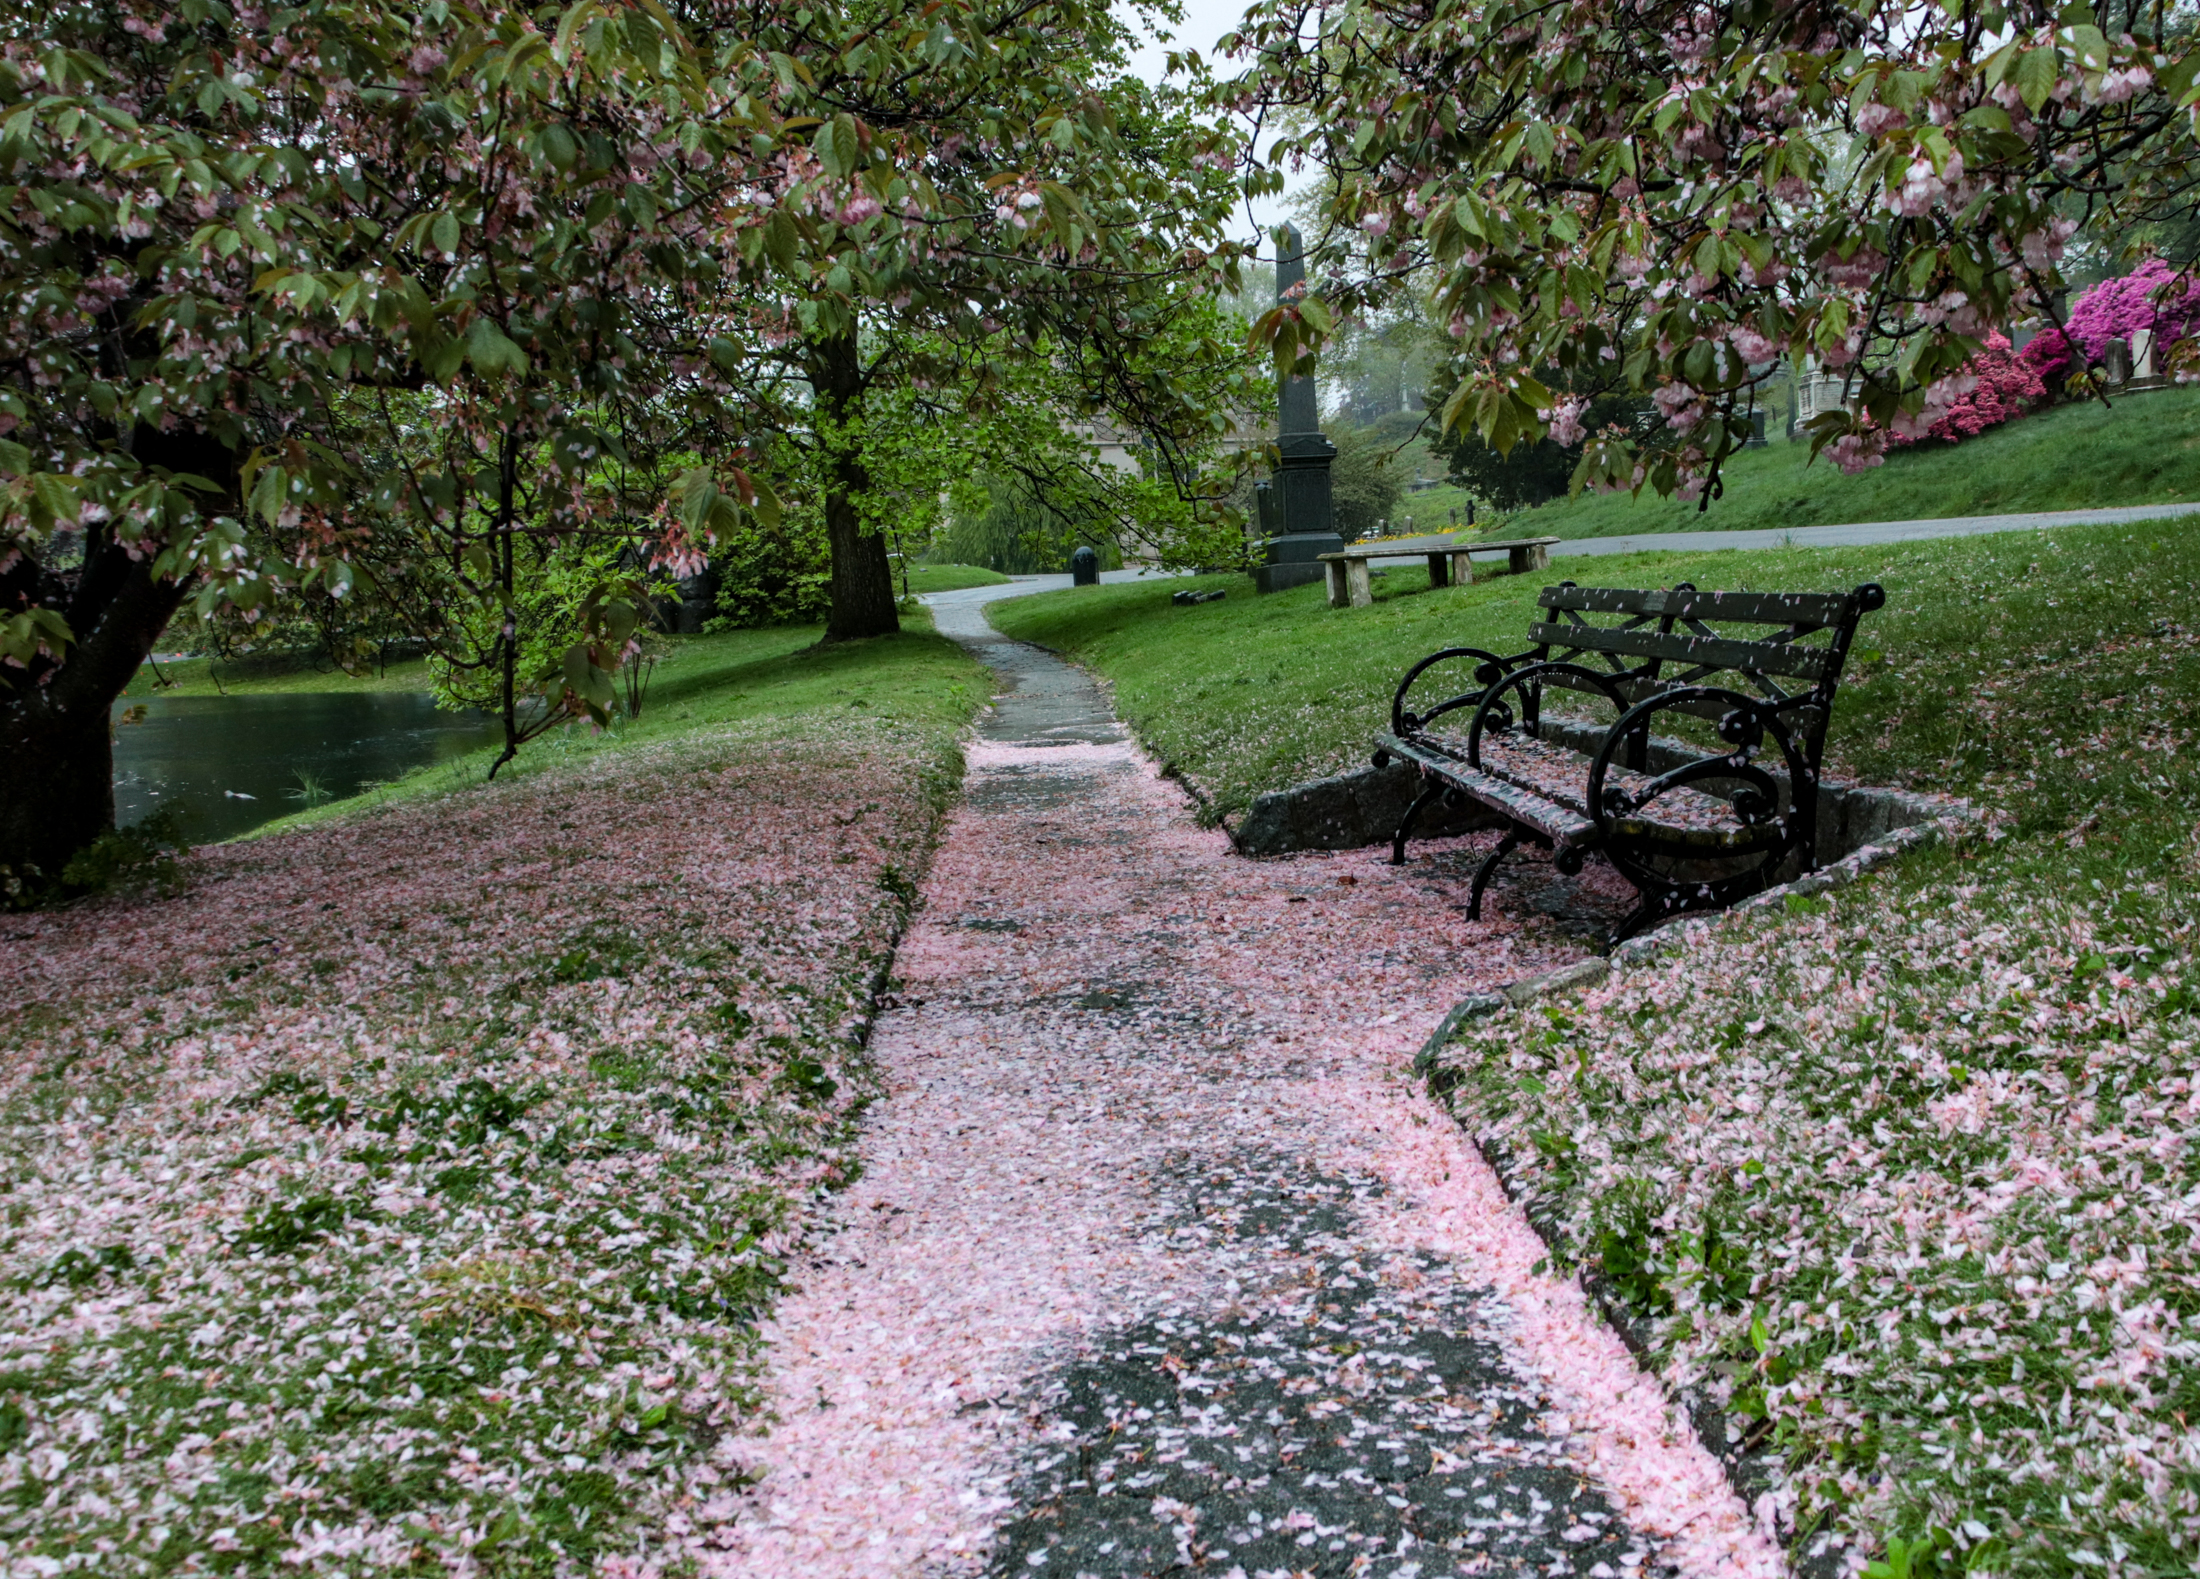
[
  {"left": 0, "top": 0, "right": 792, "bottom": 882},
  {"left": 1222, "top": 0, "right": 2200, "bottom": 503}
]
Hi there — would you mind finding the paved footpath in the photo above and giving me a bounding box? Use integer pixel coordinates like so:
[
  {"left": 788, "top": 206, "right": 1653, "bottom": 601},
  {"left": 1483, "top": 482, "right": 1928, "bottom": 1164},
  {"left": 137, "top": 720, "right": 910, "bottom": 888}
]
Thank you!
[
  {"left": 1538, "top": 498, "right": 2200, "bottom": 561},
  {"left": 706, "top": 595, "right": 1784, "bottom": 1579},
  {"left": 957, "top": 499, "right": 2200, "bottom": 597}
]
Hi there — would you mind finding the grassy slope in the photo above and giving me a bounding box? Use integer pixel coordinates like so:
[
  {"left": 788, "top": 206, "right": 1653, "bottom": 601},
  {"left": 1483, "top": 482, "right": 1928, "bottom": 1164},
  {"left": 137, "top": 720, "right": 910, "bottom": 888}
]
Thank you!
[
  {"left": 989, "top": 521, "right": 2196, "bottom": 840},
  {"left": 1396, "top": 384, "right": 2200, "bottom": 540},
  {"left": 904, "top": 563, "right": 1012, "bottom": 593},
  {"left": 995, "top": 523, "right": 2200, "bottom": 1568},
  {"left": 259, "top": 617, "right": 980, "bottom": 839},
  {"left": 2, "top": 620, "right": 989, "bottom": 1573},
  {"left": 120, "top": 649, "right": 438, "bottom": 698}
]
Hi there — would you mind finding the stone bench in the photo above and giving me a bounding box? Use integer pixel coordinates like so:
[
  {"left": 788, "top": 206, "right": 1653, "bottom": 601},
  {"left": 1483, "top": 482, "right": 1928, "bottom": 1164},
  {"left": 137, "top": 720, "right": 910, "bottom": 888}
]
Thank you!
[{"left": 1317, "top": 535, "right": 1561, "bottom": 609}]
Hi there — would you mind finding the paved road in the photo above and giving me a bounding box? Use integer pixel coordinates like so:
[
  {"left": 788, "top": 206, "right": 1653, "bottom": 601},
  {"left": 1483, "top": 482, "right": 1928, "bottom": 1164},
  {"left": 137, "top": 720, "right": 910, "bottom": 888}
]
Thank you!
[
  {"left": 1539, "top": 499, "right": 2200, "bottom": 560},
  {"left": 928, "top": 501, "right": 2199, "bottom": 607}
]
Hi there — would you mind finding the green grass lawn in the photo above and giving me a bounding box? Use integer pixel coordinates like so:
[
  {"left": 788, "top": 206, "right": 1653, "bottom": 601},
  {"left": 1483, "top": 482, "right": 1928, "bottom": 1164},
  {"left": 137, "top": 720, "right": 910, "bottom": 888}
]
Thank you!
[
  {"left": 258, "top": 615, "right": 983, "bottom": 840},
  {"left": 989, "top": 519, "right": 2198, "bottom": 842},
  {"left": 903, "top": 562, "right": 1013, "bottom": 593},
  {"left": 996, "top": 520, "right": 2200, "bottom": 1570},
  {"left": 1392, "top": 385, "right": 2200, "bottom": 540},
  {"left": 120, "top": 648, "right": 438, "bottom": 698}
]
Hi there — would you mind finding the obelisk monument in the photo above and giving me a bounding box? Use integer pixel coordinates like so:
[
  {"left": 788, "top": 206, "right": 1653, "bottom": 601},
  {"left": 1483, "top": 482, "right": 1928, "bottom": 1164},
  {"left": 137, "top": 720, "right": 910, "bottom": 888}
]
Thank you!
[{"left": 1253, "top": 224, "right": 1342, "bottom": 593}]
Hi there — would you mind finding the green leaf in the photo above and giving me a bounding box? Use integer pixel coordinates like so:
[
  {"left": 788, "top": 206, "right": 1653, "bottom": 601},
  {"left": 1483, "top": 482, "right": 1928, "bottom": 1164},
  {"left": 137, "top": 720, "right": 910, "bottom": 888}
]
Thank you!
[
  {"left": 537, "top": 124, "right": 578, "bottom": 171},
  {"left": 29, "top": 472, "right": 78, "bottom": 525},
  {"left": 749, "top": 471, "right": 783, "bottom": 532},
  {"left": 2015, "top": 47, "right": 2059, "bottom": 113},
  {"left": 763, "top": 208, "right": 798, "bottom": 273},
  {"left": 430, "top": 210, "right": 461, "bottom": 256},
  {"left": 465, "top": 316, "right": 529, "bottom": 377},
  {"left": 817, "top": 114, "right": 860, "bottom": 177}
]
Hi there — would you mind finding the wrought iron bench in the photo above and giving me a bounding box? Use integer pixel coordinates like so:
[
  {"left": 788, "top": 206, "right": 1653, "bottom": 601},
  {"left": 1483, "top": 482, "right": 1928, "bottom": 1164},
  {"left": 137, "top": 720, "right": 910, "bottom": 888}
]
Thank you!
[{"left": 1372, "top": 580, "right": 1886, "bottom": 942}]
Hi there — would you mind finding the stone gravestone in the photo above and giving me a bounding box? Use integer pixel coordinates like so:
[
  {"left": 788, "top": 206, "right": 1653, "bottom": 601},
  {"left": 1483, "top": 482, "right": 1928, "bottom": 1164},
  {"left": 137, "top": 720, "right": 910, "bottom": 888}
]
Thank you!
[
  {"left": 2103, "top": 337, "right": 2133, "bottom": 387},
  {"left": 1070, "top": 544, "right": 1100, "bottom": 586},
  {"left": 1253, "top": 225, "right": 1345, "bottom": 593},
  {"left": 2130, "top": 327, "right": 2169, "bottom": 389}
]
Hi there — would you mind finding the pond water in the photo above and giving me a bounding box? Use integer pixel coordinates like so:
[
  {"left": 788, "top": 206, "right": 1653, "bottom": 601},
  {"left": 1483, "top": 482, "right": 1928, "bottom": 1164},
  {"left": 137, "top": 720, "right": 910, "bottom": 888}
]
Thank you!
[{"left": 112, "top": 692, "right": 505, "bottom": 845}]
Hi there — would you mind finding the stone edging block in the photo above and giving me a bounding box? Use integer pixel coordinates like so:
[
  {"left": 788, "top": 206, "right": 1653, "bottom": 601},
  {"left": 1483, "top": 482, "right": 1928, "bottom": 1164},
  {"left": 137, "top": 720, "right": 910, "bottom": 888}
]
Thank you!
[{"left": 1229, "top": 760, "right": 1499, "bottom": 856}]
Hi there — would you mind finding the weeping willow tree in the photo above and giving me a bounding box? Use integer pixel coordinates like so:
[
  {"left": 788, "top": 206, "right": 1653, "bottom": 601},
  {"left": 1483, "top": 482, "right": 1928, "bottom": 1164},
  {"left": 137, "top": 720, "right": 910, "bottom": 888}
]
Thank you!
[{"left": 936, "top": 474, "right": 1123, "bottom": 574}]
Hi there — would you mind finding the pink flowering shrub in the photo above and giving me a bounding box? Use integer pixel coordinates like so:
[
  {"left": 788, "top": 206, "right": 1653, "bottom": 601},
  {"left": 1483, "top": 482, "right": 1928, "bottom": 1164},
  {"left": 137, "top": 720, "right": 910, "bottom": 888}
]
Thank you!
[
  {"left": 0, "top": 717, "right": 959, "bottom": 1572},
  {"left": 2020, "top": 259, "right": 2200, "bottom": 385},
  {"left": 1886, "top": 334, "right": 2045, "bottom": 447}
]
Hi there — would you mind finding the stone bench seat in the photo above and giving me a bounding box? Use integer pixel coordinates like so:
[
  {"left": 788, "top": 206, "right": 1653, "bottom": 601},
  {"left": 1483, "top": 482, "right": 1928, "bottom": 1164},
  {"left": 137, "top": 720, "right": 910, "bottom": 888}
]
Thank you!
[{"left": 1318, "top": 535, "right": 1561, "bottom": 609}]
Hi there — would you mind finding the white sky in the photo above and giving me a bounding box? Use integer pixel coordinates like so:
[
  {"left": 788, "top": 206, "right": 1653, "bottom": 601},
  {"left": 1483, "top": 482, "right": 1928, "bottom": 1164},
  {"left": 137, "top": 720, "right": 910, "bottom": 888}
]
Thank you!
[{"left": 1119, "top": 0, "right": 1296, "bottom": 255}]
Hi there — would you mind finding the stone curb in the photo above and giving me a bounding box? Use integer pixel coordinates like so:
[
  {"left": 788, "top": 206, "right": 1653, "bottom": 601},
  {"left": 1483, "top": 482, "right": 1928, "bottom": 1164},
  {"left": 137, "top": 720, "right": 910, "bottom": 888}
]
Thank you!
[{"left": 1412, "top": 805, "right": 1983, "bottom": 1075}]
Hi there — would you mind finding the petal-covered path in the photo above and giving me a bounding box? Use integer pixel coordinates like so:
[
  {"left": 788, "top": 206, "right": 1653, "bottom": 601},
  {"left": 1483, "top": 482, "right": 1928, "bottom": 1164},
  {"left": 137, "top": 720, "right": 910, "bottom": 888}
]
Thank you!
[{"left": 706, "top": 595, "right": 1785, "bottom": 1579}]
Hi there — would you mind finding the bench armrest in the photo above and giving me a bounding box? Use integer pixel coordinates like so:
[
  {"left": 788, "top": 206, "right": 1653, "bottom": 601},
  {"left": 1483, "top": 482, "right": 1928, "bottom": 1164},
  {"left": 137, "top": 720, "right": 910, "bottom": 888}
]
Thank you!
[
  {"left": 1586, "top": 686, "right": 1812, "bottom": 842},
  {"left": 1390, "top": 647, "right": 1533, "bottom": 736}
]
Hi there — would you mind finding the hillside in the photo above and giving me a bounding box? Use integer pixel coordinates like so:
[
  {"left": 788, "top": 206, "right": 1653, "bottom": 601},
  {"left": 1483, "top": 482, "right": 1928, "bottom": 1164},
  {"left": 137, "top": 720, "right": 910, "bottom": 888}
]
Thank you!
[{"left": 1400, "top": 384, "right": 2200, "bottom": 539}]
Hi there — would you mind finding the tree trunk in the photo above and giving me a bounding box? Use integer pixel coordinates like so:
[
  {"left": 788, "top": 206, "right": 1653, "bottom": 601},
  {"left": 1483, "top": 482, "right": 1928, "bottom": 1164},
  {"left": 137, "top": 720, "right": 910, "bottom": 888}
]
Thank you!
[
  {"left": 0, "top": 423, "right": 228, "bottom": 881},
  {"left": 0, "top": 552, "right": 188, "bottom": 880},
  {"left": 810, "top": 328, "right": 901, "bottom": 642}
]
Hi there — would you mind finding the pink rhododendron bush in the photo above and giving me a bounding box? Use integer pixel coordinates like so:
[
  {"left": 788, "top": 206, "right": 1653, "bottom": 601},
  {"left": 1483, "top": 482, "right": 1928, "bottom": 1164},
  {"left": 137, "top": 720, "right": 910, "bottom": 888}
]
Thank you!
[
  {"left": 1887, "top": 334, "right": 2047, "bottom": 447},
  {"left": 1429, "top": 872, "right": 2200, "bottom": 1571},
  {"left": 0, "top": 717, "right": 958, "bottom": 1574},
  {"left": 2022, "top": 259, "right": 2200, "bottom": 385}
]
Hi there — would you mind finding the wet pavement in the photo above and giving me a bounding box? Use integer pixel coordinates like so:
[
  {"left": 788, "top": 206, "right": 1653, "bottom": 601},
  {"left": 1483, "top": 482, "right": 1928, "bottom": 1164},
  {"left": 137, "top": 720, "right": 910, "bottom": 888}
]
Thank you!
[{"left": 706, "top": 593, "right": 1773, "bottom": 1579}]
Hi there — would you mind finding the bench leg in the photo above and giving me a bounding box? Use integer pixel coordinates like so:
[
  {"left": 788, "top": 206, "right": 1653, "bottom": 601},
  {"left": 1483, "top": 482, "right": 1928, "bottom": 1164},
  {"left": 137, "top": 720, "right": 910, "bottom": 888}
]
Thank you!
[
  {"left": 1608, "top": 889, "right": 1679, "bottom": 948},
  {"left": 1508, "top": 542, "right": 1551, "bottom": 574},
  {"left": 1467, "top": 827, "right": 1531, "bottom": 920},
  {"left": 1390, "top": 781, "right": 1445, "bottom": 865},
  {"left": 1426, "top": 551, "right": 1450, "bottom": 588},
  {"left": 1324, "top": 559, "right": 1349, "bottom": 609},
  {"left": 1347, "top": 559, "right": 1373, "bottom": 608}
]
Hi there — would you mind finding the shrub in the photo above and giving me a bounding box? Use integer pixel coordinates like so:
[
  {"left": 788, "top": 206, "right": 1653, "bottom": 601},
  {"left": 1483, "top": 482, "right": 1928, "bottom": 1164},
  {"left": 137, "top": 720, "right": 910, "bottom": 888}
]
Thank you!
[
  {"left": 1887, "top": 333, "right": 2044, "bottom": 447},
  {"left": 2019, "top": 258, "right": 2200, "bottom": 385}
]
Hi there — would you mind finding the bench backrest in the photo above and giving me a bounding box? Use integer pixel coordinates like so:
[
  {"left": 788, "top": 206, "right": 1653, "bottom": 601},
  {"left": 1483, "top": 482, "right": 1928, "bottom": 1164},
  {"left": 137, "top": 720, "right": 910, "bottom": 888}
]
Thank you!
[{"left": 1527, "top": 580, "right": 1884, "bottom": 752}]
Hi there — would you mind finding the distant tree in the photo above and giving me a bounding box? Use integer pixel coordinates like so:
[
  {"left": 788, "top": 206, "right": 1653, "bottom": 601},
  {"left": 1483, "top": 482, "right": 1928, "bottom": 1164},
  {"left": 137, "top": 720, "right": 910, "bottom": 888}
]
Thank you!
[
  {"left": 1423, "top": 371, "right": 1650, "bottom": 510},
  {"left": 1326, "top": 424, "right": 1407, "bottom": 539},
  {"left": 718, "top": 3, "right": 1249, "bottom": 641}
]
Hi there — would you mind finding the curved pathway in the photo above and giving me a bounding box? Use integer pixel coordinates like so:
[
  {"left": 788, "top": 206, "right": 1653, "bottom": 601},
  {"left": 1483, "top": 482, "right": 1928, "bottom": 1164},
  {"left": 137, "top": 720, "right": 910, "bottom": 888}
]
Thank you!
[{"left": 706, "top": 599, "right": 1782, "bottom": 1579}]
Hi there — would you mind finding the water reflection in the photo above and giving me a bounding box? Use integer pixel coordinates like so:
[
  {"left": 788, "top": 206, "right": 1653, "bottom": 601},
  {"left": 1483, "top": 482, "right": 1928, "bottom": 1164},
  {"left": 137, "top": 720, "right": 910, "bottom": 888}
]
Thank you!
[{"left": 112, "top": 692, "right": 505, "bottom": 844}]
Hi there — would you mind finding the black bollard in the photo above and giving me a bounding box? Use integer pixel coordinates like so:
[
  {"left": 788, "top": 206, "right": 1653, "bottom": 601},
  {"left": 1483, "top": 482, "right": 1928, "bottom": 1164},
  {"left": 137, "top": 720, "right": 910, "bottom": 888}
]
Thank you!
[{"left": 1071, "top": 545, "right": 1100, "bottom": 586}]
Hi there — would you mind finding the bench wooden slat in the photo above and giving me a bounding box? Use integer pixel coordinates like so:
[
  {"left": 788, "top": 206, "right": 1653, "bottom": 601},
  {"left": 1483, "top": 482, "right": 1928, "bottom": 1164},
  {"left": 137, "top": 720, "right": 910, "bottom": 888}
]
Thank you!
[
  {"left": 1374, "top": 734, "right": 1598, "bottom": 848},
  {"left": 1527, "top": 620, "right": 1833, "bottom": 680},
  {"left": 1540, "top": 585, "right": 1860, "bottom": 628},
  {"left": 1539, "top": 671, "right": 1826, "bottom": 733}
]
